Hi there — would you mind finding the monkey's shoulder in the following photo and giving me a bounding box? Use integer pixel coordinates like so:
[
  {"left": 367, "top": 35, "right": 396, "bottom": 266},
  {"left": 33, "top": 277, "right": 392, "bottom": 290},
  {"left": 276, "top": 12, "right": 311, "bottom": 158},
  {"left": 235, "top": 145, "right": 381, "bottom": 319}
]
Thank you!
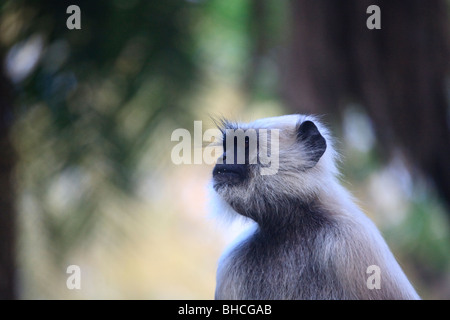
[
  {"left": 215, "top": 225, "right": 339, "bottom": 299},
  {"left": 215, "top": 218, "right": 420, "bottom": 300}
]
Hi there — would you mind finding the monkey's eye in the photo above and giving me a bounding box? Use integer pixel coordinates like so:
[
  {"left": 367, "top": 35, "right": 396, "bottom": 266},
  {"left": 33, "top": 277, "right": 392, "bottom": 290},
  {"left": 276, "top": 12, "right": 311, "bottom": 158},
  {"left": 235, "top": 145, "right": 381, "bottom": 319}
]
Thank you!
[{"left": 222, "top": 135, "right": 250, "bottom": 158}]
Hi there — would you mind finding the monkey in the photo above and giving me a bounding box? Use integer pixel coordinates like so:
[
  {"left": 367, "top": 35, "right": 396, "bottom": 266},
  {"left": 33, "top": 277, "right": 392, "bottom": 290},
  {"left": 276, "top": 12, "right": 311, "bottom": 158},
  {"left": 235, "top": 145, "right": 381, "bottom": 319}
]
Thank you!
[{"left": 210, "top": 114, "right": 420, "bottom": 300}]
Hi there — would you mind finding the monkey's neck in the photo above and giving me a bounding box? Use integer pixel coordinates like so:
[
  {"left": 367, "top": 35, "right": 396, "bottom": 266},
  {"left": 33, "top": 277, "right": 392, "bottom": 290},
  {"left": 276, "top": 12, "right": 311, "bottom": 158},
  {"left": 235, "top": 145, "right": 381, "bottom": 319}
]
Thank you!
[{"left": 255, "top": 198, "right": 332, "bottom": 238}]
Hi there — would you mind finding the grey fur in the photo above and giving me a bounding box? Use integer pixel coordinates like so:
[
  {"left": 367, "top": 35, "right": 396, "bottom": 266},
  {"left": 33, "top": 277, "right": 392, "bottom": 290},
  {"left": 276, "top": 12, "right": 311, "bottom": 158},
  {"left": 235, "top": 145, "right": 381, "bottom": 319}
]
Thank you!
[{"left": 212, "top": 114, "right": 420, "bottom": 300}]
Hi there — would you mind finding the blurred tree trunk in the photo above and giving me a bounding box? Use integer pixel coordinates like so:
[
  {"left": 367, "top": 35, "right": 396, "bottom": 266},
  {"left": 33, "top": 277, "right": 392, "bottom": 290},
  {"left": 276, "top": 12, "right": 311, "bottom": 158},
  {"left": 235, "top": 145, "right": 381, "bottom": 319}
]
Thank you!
[
  {"left": 284, "top": 0, "right": 450, "bottom": 211},
  {"left": 0, "top": 55, "right": 17, "bottom": 299}
]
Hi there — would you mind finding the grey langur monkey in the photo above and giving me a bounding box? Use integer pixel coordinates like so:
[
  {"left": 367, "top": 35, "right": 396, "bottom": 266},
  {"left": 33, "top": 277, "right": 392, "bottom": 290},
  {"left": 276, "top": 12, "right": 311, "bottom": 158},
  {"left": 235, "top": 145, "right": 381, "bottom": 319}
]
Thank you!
[{"left": 210, "top": 114, "right": 420, "bottom": 300}]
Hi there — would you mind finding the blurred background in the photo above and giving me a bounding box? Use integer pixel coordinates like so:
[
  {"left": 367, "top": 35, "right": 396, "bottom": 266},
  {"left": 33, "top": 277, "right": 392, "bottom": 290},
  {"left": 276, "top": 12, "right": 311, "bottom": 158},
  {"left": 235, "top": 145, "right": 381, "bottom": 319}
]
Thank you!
[{"left": 0, "top": 0, "right": 449, "bottom": 299}]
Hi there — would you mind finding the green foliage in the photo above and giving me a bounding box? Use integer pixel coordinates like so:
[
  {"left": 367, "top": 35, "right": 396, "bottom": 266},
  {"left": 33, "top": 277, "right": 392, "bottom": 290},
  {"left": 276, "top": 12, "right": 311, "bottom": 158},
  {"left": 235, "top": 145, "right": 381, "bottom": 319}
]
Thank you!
[{"left": 3, "top": 0, "right": 202, "bottom": 262}]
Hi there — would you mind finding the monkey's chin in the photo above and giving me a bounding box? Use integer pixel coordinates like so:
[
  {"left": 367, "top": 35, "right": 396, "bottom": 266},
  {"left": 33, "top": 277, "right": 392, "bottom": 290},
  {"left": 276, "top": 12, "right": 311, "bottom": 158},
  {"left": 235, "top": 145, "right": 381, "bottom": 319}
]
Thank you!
[{"left": 212, "top": 177, "right": 239, "bottom": 192}]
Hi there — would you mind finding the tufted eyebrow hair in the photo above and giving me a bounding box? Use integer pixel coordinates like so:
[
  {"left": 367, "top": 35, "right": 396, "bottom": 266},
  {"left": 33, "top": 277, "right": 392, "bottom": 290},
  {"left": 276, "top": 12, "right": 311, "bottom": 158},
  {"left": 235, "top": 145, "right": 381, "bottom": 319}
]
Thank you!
[{"left": 211, "top": 117, "right": 239, "bottom": 134}]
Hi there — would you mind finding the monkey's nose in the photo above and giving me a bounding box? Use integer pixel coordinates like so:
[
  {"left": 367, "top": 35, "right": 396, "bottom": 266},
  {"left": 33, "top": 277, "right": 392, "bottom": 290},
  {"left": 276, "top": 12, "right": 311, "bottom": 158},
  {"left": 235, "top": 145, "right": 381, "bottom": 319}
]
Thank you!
[{"left": 213, "top": 164, "right": 247, "bottom": 181}]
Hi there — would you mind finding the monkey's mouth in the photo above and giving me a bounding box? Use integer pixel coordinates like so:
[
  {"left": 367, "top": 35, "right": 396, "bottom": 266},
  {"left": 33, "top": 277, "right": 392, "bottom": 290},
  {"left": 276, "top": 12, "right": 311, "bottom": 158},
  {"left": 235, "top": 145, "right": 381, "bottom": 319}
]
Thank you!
[{"left": 213, "top": 164, "right": 248, "bottom": 188}]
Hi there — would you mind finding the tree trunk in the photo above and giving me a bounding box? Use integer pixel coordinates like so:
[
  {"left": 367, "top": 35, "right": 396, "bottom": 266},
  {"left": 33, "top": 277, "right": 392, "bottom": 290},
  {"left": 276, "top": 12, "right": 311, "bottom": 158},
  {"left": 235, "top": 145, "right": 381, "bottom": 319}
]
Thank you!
[
  {"left": 284, "top": 0, "right": 450, "bottom": 211},
  {"left": 0, "top": 55, "right": 17, "bottom": 300}
]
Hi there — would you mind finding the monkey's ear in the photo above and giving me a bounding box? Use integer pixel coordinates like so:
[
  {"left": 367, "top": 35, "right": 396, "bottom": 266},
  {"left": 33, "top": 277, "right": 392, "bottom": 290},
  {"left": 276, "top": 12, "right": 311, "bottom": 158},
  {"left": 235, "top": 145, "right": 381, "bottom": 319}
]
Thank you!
[{"left": 296, "top": 120, "right": 327, "bottom": 168}]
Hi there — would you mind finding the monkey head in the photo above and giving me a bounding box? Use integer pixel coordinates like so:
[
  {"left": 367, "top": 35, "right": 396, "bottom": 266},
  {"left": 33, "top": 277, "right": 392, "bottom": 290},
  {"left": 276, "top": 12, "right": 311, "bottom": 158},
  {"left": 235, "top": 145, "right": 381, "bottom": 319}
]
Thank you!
[{"left": 212, "top": 114, "right": 338, "bottom": 228}]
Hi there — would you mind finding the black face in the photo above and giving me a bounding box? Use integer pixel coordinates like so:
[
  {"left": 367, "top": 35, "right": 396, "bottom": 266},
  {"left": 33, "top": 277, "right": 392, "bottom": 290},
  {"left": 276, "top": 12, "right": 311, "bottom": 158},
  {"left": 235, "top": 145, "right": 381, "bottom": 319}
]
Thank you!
[
  {"left": 212, "top": 120, "right": 326, "bottom": 191},
  {"left": 212, "top": 135, "right": 250, "bottom": 189}
]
